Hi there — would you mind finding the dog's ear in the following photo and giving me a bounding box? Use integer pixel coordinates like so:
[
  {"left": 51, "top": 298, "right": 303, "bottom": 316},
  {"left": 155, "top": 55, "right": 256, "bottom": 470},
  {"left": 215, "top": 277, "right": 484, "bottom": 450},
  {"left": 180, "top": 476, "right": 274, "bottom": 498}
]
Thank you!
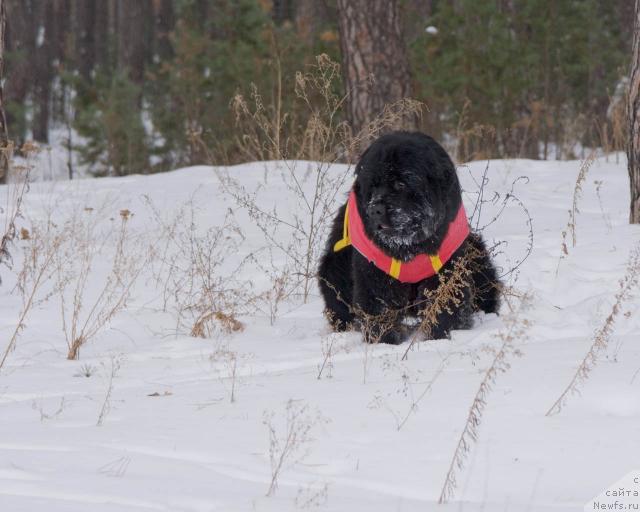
[{"left": 354, "top": 139, "right": 378, "bottom": 176}]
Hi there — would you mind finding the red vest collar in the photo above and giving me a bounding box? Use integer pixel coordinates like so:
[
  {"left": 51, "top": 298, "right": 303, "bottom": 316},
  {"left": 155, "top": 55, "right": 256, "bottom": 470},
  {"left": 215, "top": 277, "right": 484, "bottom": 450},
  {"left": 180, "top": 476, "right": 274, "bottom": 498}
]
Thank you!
[{"left": 333, "top": 190, "right": 470, "bottom": 283}]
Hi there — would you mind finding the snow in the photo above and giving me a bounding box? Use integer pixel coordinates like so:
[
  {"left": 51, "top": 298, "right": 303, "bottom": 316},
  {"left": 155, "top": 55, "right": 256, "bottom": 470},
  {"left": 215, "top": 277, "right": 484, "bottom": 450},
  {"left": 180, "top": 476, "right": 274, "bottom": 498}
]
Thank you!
[{"left": 1, "top": 155, "right": 639, "bottom": 511}]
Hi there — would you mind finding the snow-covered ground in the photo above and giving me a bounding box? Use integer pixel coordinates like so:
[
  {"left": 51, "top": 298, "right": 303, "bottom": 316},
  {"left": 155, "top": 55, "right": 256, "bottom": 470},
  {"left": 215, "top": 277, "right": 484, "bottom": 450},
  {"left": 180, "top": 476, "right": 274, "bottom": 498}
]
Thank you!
[{"left": 1, "top": 155, "right": 639, "bottom": 511}]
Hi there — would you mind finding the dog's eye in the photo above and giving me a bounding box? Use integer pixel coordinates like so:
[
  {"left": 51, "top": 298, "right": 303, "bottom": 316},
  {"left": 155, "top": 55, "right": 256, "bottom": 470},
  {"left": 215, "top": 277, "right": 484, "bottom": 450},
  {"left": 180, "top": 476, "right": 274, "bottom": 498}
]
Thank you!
[{"left": 393, "top": 182, "right": 406, "bottom": 192}]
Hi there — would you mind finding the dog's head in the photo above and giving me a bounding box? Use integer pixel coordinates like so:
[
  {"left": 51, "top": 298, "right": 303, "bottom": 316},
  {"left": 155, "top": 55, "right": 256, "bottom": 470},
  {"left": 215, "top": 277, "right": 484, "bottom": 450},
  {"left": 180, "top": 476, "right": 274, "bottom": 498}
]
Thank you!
[{"left": 354, "top": 131, "right": 462, "bottom": 259}]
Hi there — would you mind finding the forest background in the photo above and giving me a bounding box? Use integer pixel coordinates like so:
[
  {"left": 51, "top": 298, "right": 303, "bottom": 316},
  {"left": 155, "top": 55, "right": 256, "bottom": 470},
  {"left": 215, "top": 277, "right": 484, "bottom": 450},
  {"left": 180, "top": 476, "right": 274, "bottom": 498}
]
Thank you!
[{"left": 3, "top": 0, "right": 633, "bottom": 178}]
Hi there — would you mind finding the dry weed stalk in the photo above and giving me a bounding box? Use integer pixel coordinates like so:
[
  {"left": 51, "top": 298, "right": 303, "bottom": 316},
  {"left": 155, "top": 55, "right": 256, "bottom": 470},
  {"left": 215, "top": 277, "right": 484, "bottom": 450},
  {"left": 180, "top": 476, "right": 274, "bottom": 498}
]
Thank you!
[
  {"left": 0, "top": 220, "right": 64, "bottom": 372},
  {"left": 96, "top": 354, "right": 123, "bottom": 426},
  {"left": 210, "top": 346, "right": 252, "bottom": 403},
  {"left": 251, "top": 250, "right": 299, "bottom": 325},
  {"left": 264, "top": 399, "right": 327, "bottom": 497},
  {"left": 546, "top": 244, "right": 640, "bottom": 416},
  {"left": 569, "top": 152, "right": 595, "bottom": 248},
  {"left": 370, "top": 355, "right": 450, "bottom": 431},
  {"left": 56, "top": 208, "right": 149, "bottom": 360},
  {"left": 316, "top": 335, "right": 336, "bottom": 380},
  {"left": 593, "top": 180, "right": 612, "bottom": 232},
  {"left": 556, "top": 152, "right": 596, "bottom": 275},
  {"left": 453, "top": 100, "right": 497, "bottom": 163},
  {"left": 462, "top": 166, "right": 533, "bottom": 287},
  {"left": 145, "top": 196, "right": 250, "bottom": 338},
  {"left": 317, "top": 332, "right": 356, "bottom": 380},
  {"left": 395, "top": 357, "right": 449, "bottom": 431},
  {"left": 0, "top": 142, "right": 32, "bottom": 284},
  {"left": 438, "top": 295, "right": 530, "bottom": 504}
]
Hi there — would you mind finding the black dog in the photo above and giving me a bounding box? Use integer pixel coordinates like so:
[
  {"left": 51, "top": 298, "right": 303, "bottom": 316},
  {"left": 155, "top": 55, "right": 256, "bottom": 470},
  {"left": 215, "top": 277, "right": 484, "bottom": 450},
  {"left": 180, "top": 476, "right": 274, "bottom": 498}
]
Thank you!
[{"left": 318, "top": 131, "right": 500, "bottom": 344}]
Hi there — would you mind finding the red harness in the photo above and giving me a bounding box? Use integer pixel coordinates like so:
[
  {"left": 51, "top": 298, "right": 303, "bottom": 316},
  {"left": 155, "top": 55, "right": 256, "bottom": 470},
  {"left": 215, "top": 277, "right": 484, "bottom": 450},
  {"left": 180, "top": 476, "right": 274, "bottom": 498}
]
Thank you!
[{"left": 333, "top": 190, "right": 470, "bottom": 283}]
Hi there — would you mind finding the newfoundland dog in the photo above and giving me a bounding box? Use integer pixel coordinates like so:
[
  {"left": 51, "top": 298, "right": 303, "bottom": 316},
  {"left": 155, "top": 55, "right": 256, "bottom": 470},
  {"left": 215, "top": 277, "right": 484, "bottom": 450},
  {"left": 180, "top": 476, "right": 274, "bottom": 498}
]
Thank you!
[{"left": 318, "top": 131, "right": 500, "bottom": 344}]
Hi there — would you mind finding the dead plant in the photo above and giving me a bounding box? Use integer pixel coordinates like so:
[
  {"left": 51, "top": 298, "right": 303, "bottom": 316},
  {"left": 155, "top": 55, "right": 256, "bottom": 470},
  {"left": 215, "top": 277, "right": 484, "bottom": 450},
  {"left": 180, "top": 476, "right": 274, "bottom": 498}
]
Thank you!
[
  {"left": 546, "top": 243, "right": 640, "bottom": 416},
  {"left": 438, "top": 294, "right": 531, "bottom": 504},
  {"left": 556, "top": 151, "right": 596, "bottom": 274},
  {"left": 0, "top": 141, "right": 33, "bottom": 285},
  {"left": 250, "top": 250, "right": 299, "bottom": 325},
  {"left": 316, "top": 332, "right": 356, "bottom": 380},
  {"left": 144, "top": 196, "right": 251, "bottom": 339},
  {"left": 0, "top": 218, "right": 64, "bottom": 372},
  {"left": 96, "top": 354, "right": 123, "bottom": 426},
  {"left": 55, "top": 207, "right": 150, "bottom": 360},
  {"left": 264, "top": 399, "right": 328, "bottom": 497},
  {"left": 370, "top": 354, "right": 450, "bottom": 431},
  {"left": 210, "top": 346, "right": 252, "bottom": 403}
]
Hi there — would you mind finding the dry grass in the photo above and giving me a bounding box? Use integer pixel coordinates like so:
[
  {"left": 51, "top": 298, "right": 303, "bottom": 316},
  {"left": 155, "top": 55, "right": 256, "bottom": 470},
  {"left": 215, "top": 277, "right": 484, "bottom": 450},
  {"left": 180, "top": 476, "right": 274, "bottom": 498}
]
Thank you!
[
  {"left": 317, "top": 332, "right": 356, "bottom": 380},
  {"left": 1, "top": 142, "right": 33, "bottom": 285},
  {"left": 370, "top": 354, "right": 450, "bottom": 431},
  {"left": 438, "top": 294, "right": 531, "bottom": 504},
  {"left": 54, "top": 207, "right": 149, "bottom": 360},
  {"left": 439, "top": 93, "right": 624, "bottom": 163},
  {"left": 568, "top": 152, "right": 595, "bottom": 248},
  {"left": 96, "top": 354, "right": 123, "bottom": 426},
  {"left": 251, "top": 250, "right": 299, "bottom": 326},
  {"left": 210, "top": 346, "right": 253, "bottom": 404},
  {"left": 145, "top": 196, "right": 251, "bottom": 339},
  {"left": 556, "top": 151, "right": 596, "bottom": 275},
  {"left": 0, "top": 217, "right": 64, "bottom": 372},
  {"left": 599, "top": 79, "right": 628, "bottom": 162},
  {"left": 452, "top": 100, "right": 497, "bottom": 163},
  {"left": 462, "top": 167, "right": 534, "bottom": 288},
  {"left": 192, "top": 311, "right": 243, "bottom": 338},
  {"left": 263, "top": 399, "right": 328, "bottom": 497},
  {"left": 546, "top": 243, "right": 640, "bottom": 416}
]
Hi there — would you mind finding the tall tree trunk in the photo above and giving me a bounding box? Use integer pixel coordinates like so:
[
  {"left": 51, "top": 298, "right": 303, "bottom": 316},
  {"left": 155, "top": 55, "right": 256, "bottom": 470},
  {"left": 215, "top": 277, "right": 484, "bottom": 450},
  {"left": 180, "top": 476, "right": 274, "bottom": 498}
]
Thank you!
[
  {"left": 0, "top": 0, "right": 9, "bottom": 184},
  {"left": 336, "top": 0, "right": 416, "bottom": 148},
  {"left": 32, "top": 0, "right": 53, "bottom": 143},
  {"left": 75, "top": 0, "right": 96, "bottom": 83},
  {"left": 49, "top": 0, "right": 70, "bottom": 126},
  {"left": 629, "top": 0, "right": 640, "bottom": 224},
  {"left": 95, "top": 0, "right": 111, "bottom": 71},
  {"left": 117, "top": 0, "right": 152, "bottom": 85},
  {"left": 153, "top": 0, "right": 175, "bottom": 62},
  {"left": 4, "top": 0, "right": 36, "bottom": 144}
]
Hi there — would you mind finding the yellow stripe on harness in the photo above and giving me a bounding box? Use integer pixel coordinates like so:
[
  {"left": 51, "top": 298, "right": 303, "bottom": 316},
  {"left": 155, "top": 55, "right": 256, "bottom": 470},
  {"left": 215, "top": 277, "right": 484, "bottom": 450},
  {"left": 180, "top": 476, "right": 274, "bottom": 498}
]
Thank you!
[
  {"left": 333, "top": 203, "right": 351, "bottom": 252},
  {"left": 389, "top": 258, "right": 402, "bottom": 279},
  {"left": 429, "top": 254, "right": 443, "bottom": 273}
]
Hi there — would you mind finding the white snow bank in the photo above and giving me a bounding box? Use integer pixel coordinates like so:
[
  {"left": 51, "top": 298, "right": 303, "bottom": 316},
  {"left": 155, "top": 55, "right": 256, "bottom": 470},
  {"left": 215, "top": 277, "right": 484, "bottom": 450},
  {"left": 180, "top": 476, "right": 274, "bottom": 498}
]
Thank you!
[{"left": 0, "top": 155, "right": 639, "bottom": 511}]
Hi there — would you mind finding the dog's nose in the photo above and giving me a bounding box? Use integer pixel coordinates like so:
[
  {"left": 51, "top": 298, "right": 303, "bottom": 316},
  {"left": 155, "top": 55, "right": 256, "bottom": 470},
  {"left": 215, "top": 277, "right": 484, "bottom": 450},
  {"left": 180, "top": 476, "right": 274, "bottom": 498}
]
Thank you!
[
  {"left": 369, "top": 203, "right": 384, "bottom": 218},
  {"left": 367, "top": 201, "right": 389, "bottom": 228}
]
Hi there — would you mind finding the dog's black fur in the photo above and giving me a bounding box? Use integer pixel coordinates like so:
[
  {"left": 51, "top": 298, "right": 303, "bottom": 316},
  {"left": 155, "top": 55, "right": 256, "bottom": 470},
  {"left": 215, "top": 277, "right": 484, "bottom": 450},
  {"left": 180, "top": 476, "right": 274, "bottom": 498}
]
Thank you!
[{"left": 318, "top": 131, "right": 500, "bottom": 344}]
